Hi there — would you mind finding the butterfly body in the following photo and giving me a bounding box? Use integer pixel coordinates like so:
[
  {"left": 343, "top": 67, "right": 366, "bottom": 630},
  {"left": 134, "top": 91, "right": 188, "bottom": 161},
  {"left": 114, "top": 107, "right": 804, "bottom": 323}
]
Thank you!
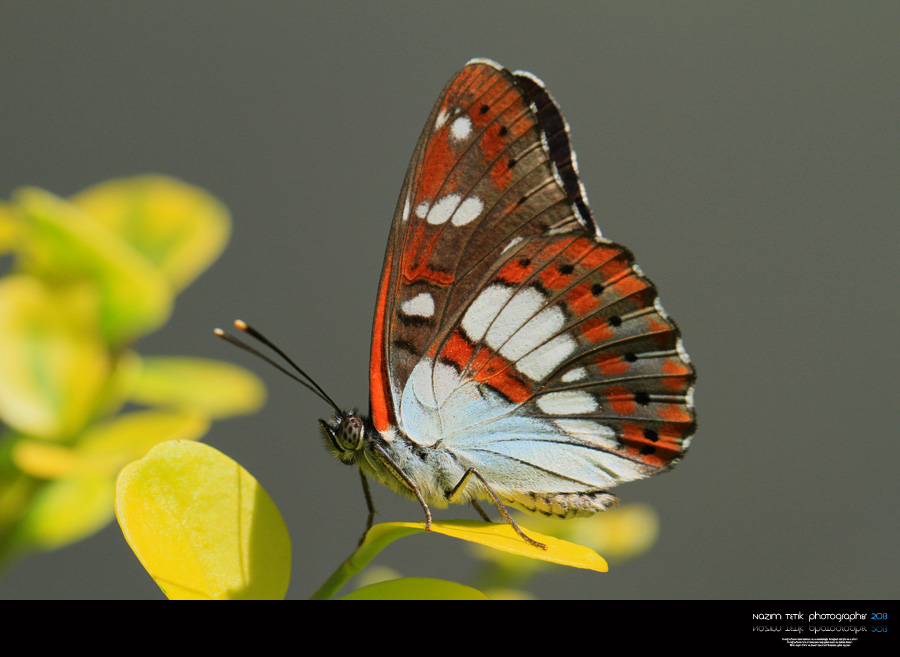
[{"left": 320, "top": 409, "right": 620, "bottom": 521}]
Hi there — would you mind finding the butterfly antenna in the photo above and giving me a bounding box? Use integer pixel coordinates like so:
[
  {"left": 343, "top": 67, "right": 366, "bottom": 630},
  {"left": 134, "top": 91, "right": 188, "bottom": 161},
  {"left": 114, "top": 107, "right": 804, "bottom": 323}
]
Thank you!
[{"left": 214, "top": 321, "right": 342, "bottom": 414}]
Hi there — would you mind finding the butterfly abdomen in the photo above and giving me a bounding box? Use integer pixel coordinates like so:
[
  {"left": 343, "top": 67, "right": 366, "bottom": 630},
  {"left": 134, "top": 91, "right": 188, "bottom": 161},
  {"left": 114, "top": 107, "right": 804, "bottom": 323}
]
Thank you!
[{"left": 505, "top": 491, "right": 620, "bottom": 519}]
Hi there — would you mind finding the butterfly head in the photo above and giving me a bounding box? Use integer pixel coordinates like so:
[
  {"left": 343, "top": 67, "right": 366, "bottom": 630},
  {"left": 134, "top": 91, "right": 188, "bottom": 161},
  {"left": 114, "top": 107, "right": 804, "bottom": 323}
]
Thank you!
[{"left": 319, "top": 411, "right": 368, "bottom": 464}]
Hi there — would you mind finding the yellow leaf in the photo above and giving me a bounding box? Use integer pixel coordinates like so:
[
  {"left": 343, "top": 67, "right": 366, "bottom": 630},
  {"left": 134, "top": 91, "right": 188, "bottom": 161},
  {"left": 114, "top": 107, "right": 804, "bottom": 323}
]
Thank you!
[
  {"left": 471, "top": 505, "right": 659, "bottom": 568},
  {"left": 0, "top": 277, "right": 110, "bottom": 439},
  {"left": 12, "top": 441, "right": 97, "bottom": 479},
  {"left": 13, "top": 187, "right": 172, "bottom": 345},
  {"left": 131, "top": 356, "right": 266, "bottom": 418},
  {"left": 419, "top": 520, "right": 608, "bottom": 571},
  {"left": 72, "top": 175, "right": 230, "bottom": 292},
  {"left": 16, "top": 477, "right": 115, "bottom": 550},
  {"left": 13, "top": 411, "right": 209, "bottom": 479},
  {"left": 115, "top": 440, "right": 291, "bottom": 600},
  {"left": 313, "top": 520, "right": 606, "bottom": 600},
  {"left": 0, "top": 201, "right": 18, "bottom": 254}
]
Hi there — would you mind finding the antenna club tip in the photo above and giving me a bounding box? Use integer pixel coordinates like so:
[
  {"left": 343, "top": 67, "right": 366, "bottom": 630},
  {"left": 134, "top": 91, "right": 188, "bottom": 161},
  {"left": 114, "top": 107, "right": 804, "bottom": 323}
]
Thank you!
[
  {"left": 213, "top": 328, "right": 225, "bottom": 336},
  {"left": 235, "top": 319, "right": 248, "bottom": 330}
]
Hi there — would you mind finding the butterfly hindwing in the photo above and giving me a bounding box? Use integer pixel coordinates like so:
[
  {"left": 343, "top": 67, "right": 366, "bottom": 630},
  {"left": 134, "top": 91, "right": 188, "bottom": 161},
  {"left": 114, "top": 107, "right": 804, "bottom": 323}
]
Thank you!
[{"left": 369, "top": 60, "right": 695, "bottom": 515}]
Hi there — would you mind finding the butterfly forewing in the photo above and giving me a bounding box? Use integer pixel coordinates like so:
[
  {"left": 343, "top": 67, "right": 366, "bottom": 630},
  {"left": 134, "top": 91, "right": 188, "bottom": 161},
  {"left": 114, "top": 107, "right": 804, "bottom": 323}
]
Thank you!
[
  {"left": 372, "top": 63, "right": 587, "bottom": 421},
  {"left": 369, "top": 60, "right": 695, "bottom": 516}
]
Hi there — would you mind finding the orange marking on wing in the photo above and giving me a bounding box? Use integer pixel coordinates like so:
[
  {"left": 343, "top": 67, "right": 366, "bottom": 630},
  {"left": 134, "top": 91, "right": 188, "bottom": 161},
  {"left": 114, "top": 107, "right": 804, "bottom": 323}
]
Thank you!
[
  {"left": 471, "top": 85, "right": 507, "bottom": 128},
  {"left": 620, "top": 422, "right": 669, "bottom": 468},
  {"left": 538, "top": 267, "right": 571, "bottom": 291},
  {"left": 661, "top": 359, "right": 692, "bottom": 391},
  {"left": 580, "top": 315, "right": 615, "bottom": 344},
  {"left": 599, "top": 256, "right": 629, "bottom": 281},
  {"left": 470, "top": 346, "right": 531, "bottom": 403},
  {"left": 567, "top": 282, "right": 600, "bottom": 316},
  {"left": 479, "top": 90, "right": 529, "bottom": 190},
  {"left": 621, "top": 422, "right": 644, "bottom": 444},
  {"left": 659, "top": 403, "right": 692, "bottom": 424},
  {"left": 401, "top": 224, "right": 454, "bottom": 287},
  {"left": 605, "top": 385, "right": 636, "bottom": 415},
  {"left": 446, "top": 67, "right": 481, "bottom": 99},
  {"left": 497, "top": 253, "right": 535, "bottom": 284},
  {"left": 369, "top": 250, "right": 395, "bottom": 432},
  {"left": 581, "top": 242, "right": 620, "bottom": 268},
  {"left": 481, "top": 122, "right": 511, "bottom": 190},
  {"left": 662, "top": 357, "right": 690, "bottom": 376},
  {"left": 561, "top": 238, "right": 595, "bottom": 262},
  {"left": 646, "top": 317, "right": 673, "bottom": 345},
  {"left": 461, "top": 68, "right": 500, "bottom": 104},
  {"left": 595, "top": 353, "right": 630, "bottom": 376},
  {"left": 662, "top": 375, "right": 691, "bottom": 393},
  {"left": 540, "top": 239, "right": 571, "bottom": 261},
  {"left": 417, "top": 131, "right": 456, "bottom": 202},
  {"left": 440, "top": 331, "right": 474, "bottom": 369},
  {"left": 612, "top": 274, "right": 646, "bottom": 298},
  {"left": 490, "top": 157, "right": 513, "bottom": 190},
  {"left": 440, "top": 333, "right": 531, "bottom": 404}
]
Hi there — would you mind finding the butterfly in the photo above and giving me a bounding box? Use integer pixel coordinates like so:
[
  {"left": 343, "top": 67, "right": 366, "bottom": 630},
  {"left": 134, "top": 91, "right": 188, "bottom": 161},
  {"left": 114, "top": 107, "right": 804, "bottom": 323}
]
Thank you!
[{"left": 218, "top": 58, "right": 696, "bottom": 549}]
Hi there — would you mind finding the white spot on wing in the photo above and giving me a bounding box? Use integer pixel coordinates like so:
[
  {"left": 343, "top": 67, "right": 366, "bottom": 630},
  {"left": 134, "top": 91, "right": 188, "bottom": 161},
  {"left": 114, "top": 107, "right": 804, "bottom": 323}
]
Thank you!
[
  {"left": 416, "top": 201, "right": 430, "bottom": 219},
  {"left": 467, "top": 57, "right": 503, "bottom": 70},
  {"left": 465, "top": 285, "right": 575, "bottom": 381},
  {"left": 553, "top": 419, "right": 616, "bottom": 442},
  {"left": 451, "top": 197, "right": 483, "bottom": 226},
  {"left": 517, "top": 334, "right": 577, "bottom": 381},
  {"left": 462, "top": 284, "right": 512, "bottom": 341},
  {"left": 401, "top": 292, "right": 435, "bottom": 317},
  {"left": 654, "top": 297, "right": 670, "bottom": 320},
  {"left": 677, "top": 338, "right": 692, "bottom": 363},
  {"left": 485, "top": 288, "right": 546, "bottom": 355},
  {"left": 433, "top": 361, "right": 460, "bottom": 406},
  {"left": 537, "top": 391, "right": 597, "bottom": 415},
  {"left": 450, "top": 115, "right": 472, "bottom": 141},
  {"left": 402, "top": 194, "right": 410, "bottom": 221},
  {"left": 435, "top": 109, "right": 449, "bottom": 130},
  {"left": 499, "top": 305, "right": 565, "bottom": 364},
  {"left": 427, "top": 194, "right": 461, "bottom": 225},
  {"left": 561, "top": 367, "right": 588, "bottom": 382},
  {"left": 502, "top": 237, "right": 523, "bottom": 253}
]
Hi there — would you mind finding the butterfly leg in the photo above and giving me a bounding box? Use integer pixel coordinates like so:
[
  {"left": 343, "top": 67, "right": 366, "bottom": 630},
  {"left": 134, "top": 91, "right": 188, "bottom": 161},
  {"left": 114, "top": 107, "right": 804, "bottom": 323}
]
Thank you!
[
  {"left": 371, "top": 443, "right": 433, "bottom": 531},
  {"left": 471, "top": 500, "right": 492, "bottom": 522},
  {"left": 357, "top": 470, "right": 377, "bottom": 546},
  {"left": 448, "top": 468, "right": 547, "bottom": 550}
]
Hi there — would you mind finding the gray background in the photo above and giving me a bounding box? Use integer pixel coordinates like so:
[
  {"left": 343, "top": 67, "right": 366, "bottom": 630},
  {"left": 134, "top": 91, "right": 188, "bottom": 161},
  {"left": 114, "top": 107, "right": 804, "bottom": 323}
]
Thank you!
[{"left": 1, "top": 2, "right": 897, "bottom": 600}]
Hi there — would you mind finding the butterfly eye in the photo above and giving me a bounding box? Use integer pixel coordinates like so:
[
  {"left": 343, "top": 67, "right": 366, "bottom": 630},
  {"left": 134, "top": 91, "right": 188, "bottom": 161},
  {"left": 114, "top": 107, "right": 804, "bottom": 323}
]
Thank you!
[{"left": 336, "top": 415, "right": 365, "bottom": 452}]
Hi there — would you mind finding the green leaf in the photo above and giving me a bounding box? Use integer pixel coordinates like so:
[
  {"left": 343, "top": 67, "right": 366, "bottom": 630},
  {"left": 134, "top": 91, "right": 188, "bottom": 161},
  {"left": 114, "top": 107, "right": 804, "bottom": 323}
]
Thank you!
[
  {"left": 15, "top": 477, "right": 115, "bottom": 550},
  {"left": 313, "top": 520, "right": 606, "bottom": 600},
  {"left": 131, "top": 356, "right": 266, "bottom": 418},
  {"left": 339, "top": 577, "right": 489, "bottom": 600},
  {"left": 0, "top": 276, "right": 110, "bottom": 439},
  {"left": 115, "top": 440, "right": 291, "bottom": 600},
  {"left": 13, "top": 187, "right": 172, "bottom": 345},
  {"left": 72, "top": 175, "right": 230, "bottom": 292}
]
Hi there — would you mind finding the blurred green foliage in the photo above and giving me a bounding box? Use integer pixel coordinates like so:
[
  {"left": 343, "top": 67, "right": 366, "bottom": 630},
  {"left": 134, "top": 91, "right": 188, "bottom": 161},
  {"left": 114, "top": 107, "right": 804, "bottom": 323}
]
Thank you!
[
  {"left": 0, "top": 176, "right": 265, "bottom": 568},
  {"left": 0, "top": 175, "right": 658, "bottom": 598}
]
